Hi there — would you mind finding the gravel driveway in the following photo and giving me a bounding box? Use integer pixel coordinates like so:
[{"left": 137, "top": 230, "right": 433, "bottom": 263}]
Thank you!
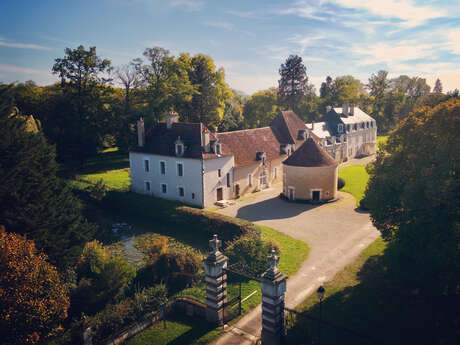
[{"left": 211, "top": 186, "right": 380, "bottom": 345}]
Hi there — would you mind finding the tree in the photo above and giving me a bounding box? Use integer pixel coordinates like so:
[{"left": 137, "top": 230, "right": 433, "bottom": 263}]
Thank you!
[
  {"left": 0, "top": 85, "right": 95, "bottom": 267},
  {"left": 52, "top": 45, "right": 113, "bottom": 164},
  {"left": 433, "top": 78, "right": 443, "bottom": 93},
  {"left": 185, "top": 53, "right": 232, "bottom": 127},
  {"left": 243, "top": 88, "right": 279, "bottom": 128},
  {"left": 363, "top": 98, "right": 460, "bottom": 296},
  {"left": 0, "top": 227, "right": 69, "bottom": 345},
  {"left": 319, "top": 76, "right": 333, "bottom": 99},
  {"left": 278, "top": 55, "right": 312, "bottom": 111},
  {"left": 72, "top": 240, "right": 136, "bottom": 315}
]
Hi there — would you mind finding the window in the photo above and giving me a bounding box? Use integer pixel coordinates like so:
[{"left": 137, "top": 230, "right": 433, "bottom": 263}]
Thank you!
[
  {"left": 192, "top": 193, "right": 195, "bottom": 199},
  {"left": 161, "top": 184, "right": 167, "bottom": 194},
  {"left": 347, "top": 124, "right": 351, "bottom": 132},
  {"left": 226, "top": 173, "right": 230, "bottom": 187},
  {"left": 160, "top": 161, "right": 166, "bottom": 175},
  {"left": 144, "top": 159, "right": 150, "bottom": 172},
  {"left": 177, "top": 163, "right": 183, "bottom": 177},
  {"left": 354, "top": 124, "right": 358, "bottom": 130},
  {"left": 178, "top": 186, "right": 184, "bottom": 197},
  {"left": 338, "top": 124, "right": 343, "bottom": 133},
  {"left": 274, "top": 167, "right": 278, "bottom": 178},
  {"left": 145, "top": 181, "right": 151, "bottom": 192},
  {"left": 218, "top": 169, "right": 222, "bottom": 177},
  {"left": 366, "top": 122, "right": 369, "bottom": 128},
  {"left": 248, "top": 173, "right": 252, "bottom": 186},
  {"left": 216, "top": 143, "right": 222, "bottom": 155},
  {"left": 175, "top": 143, "right": 184, "bottom": 156}
]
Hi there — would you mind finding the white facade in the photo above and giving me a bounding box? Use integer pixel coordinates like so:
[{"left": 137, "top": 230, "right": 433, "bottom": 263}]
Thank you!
[
  {"left": 203, "top": 156, "right": 235, "bottom": 207},
  {"left": 130, "top": 152, "right": 235, "bottom": 208},
  {"left": 130, "top": 152, "right": 204, "bottom": 207}
]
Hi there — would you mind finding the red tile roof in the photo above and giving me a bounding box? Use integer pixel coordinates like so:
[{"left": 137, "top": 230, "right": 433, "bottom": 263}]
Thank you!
[
  {"left": 270, "top": 110, "right": 308, "bottom": 147},
  {"left": 283, "top": 137, "right": 338, "bottom": 167},
  {"left": 217, "top": 127, "right": 286, "bottom": 167}
]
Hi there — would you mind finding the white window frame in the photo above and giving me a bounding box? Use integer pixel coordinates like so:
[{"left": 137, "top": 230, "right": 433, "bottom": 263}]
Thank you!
[
  {"left": 175, "top": 143, "right": 184, "bottom": 157},
  {"left": 176, "top": 162, "right": 184, "bottom": 177},
  {"left": 144, "top": 157, "right": 150, "bottom": 172},
  {"left": 144, "top": 180, "right": 151, "bottom": 193},
  {"left": 311, "top": 188, "right": 322, "bottom": 201},
  {"left": 248, "top": 173, "right": 253, "bottom": 187},
  {"left": 159, "top": 160, "right": 166, "bottom": 175},
  {"left": 160, "top": 183, "right": 168, "bottom": 194},
  {"left": 177, "top": 185, "right": 185, "bottom": 198}
]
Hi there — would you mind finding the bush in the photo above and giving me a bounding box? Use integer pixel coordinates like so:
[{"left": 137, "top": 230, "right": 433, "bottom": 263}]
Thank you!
[
  {"left": 337, "top": 177, "right": 346, "bottom": 190},
  {"left": 90, "top": 284, "right": 166, "bottom": 343},
  {"left": 136, "top": 245, "right": 203, "bottom": 293},
  {"left": 84, "top": 178, "right": 108, "bottom": 200},
  {"left": 225, "top": 236, "right": 280, "bottom": 276}
]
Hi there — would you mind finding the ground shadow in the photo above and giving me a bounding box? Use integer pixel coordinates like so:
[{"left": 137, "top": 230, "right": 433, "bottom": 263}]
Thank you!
[
  {"left": 166, "top": 312, "right": 219, "bottom": 345},
  {"left": 235, "top": 195, "right": 322, "bottom": 222}
]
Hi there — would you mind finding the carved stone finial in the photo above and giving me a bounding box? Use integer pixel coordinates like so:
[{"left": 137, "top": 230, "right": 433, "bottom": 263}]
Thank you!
[
  {"left": 209, "top": 234, "right": 221, "bottom": 255},
  {"left": 268, "top": 249, "right": 280, "bottom": 274}
]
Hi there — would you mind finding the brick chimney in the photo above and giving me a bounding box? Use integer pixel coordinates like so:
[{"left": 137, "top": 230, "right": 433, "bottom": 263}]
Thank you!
[
  {"left": 349, "top": 104, "right": 355, "bottom": 116},
  {"left": 137, "top": 117, "right": 145, "bottom": 147},
  {"left": 342, "top": 104, "right": 348, "bottom": 115},
  {"left": 166, "top": 111, "right": 179, "bottom": 129},
  {"left": 202, "top": 127, "right": 210, "bottom": 153}
]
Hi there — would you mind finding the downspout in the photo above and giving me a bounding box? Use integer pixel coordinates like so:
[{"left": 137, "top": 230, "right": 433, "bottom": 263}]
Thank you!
[{"left": 201, "top": 158, "right": 205, "bottom": 208}]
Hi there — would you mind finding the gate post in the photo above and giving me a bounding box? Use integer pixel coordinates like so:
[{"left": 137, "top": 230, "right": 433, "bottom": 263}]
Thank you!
[
  {"left": 261, "top": 250, "right": 287, "bottom": 345},
  {"left": 204, "top": 234, "right": 228, "bottom": 325}
]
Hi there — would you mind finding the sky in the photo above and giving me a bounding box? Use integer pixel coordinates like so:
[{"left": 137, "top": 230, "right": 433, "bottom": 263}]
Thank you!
[{"left": 0, "top": 0, "right": 459, "bottom": 95}]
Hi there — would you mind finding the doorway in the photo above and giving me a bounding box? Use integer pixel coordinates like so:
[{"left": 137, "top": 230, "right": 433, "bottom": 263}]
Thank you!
[
  {"left": 235, "top": 184, "right": 240, "bottom": 197},
  {"left": 288, "top": 187, "right": 295, "bottom": 201},
  {"left": 312, "top": 190, "right": 320, "bottom": 202},
  {"left": 217, "top": 187, "right": 223, "bottom": 201}
]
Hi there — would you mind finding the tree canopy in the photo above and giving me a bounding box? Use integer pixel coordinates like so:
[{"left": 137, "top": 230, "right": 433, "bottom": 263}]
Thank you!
[
  {"left": 0, "top": 228, "right": 69, "bottom": 345},
  {"left": 0, "top": 85, "right": 95, "bottom": 268},
  {"left": 364, "top": 98, "right": 460, "bottom": 295},
  {"left": 278, "top": 55, "right": 312, "bottom": 111}
]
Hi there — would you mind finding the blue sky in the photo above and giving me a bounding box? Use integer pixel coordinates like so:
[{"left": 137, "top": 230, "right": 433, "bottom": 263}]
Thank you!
[{"left": 1, "top": 0, "right": 459, "bottom": 94}]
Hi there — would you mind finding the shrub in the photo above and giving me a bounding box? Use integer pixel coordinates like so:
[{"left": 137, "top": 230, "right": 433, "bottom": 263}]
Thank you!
[
  {"left": 225, "top": 236, "right": 280, "bottom": 276},
  {"left": 337, "top": 177, "right": 346, "bottom": 190},
  {"left": 136, "top": 246, "right": 203, "bottom": 293},
  {"left": 84, "top": 178, "right": 108, "bottom": 201}
]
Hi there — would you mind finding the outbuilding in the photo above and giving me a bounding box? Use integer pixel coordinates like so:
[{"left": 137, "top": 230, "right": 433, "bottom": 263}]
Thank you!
[{"left": 282, "top": 137, "right": 338, "bottom": 202}]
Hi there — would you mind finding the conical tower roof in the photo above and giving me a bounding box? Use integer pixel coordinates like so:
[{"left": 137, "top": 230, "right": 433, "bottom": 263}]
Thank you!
[{"left": 283, "top": 137, "right": 338, "bottom": 167}]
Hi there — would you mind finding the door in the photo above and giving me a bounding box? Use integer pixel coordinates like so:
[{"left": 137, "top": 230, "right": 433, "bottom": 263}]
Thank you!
[
  {"left": 217, "top": 187, "right": 223, "bottom": 201},
  {"left": 288, "top": 187, "right": 295, "bottom": 201},
  {"left": 235, "top": 184, "right": 240, "bottom": 197},
  {"left": 312, "top": 190, "right": 320, "bottom": 202}
]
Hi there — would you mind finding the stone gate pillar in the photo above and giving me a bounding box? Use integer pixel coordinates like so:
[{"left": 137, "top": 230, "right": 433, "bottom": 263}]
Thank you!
[
  {"left": 204, "top": 234, "right": 228, "bottom": 325},
  {"left": 261, "top": 250, "right": 287, "bottom": 345}
]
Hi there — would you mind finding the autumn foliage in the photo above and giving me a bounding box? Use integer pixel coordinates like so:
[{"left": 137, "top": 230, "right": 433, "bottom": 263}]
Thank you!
[{"left": 0, "top": 227, "right": 69, "bottom": 344}]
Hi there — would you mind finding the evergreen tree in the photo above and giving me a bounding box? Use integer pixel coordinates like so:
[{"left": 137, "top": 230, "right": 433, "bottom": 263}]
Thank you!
[
  {"left": 433, "top": 78, "right": 443, "bottom": 93},
  {"left": 278, "top": 55, "right": 311, "bottom": 111},
  {"left": 0, "top": 85, "right": 95, "bottom": 268}
]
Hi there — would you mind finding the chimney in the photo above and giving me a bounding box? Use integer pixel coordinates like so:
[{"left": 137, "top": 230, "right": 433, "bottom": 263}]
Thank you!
[
  {"left": 137, "top": 117, "right": 145, "bottom": 147},
  {"left": 166, "top": 110, "right": 179, "bottom": 129},
  {"left": 326, "top": 105, "right": 332, "bottom": 113},
  {"left": 349, "top": 104, "right": 355, "bottom": 116},
  {"left": 342, "top": 104, "right": 348, "bottom": 115},
  {"left": 311, "top": 122, "right": 315, "bottom": 130},
  {"left": 202, "top": 128, "right": 210, "bottom": 153}
]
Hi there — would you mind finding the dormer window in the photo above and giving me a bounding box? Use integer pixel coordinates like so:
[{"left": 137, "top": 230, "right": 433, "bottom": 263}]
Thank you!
[
  {"left": 338, "top": 124, "right": 343, "bottom": 133},
  {"left": 216, "top": 143, "right": 222, "bottom": 155},
  {"left": 175, "top": 137, "right": 184, "bottom": 157}
]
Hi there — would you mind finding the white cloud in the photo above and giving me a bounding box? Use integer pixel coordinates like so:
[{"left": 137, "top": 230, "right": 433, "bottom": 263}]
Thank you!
[
  {"left": 446, "top": 29, "right": 460, "bottom": 55},
  {"left": 331, "top": 0, "right": 446, "bottom": 27},
  {"left": 204, "top": 21, "right": 234, "bottom": 30},
  {"left": 225, "top": 72, "right": 278, "bottom": 94},
  {"left": 0, "top": 63, "right": 57, "bottom": 85},
  {"left": 354, "top": 41, "right": 433, "bottom": 66},
  {"left": 425, "top": 69, "right": 460, "bottom": 92},
  {"left": 288, "top": 34, "right": 325, "bottom": 53},
  {"left": 271, "top": 1, "right": 327, "bottom": 21},
  {"left": 0, "top": 38, "right": 50, "bottom": 50},
  {"left": 169, "top": 0, "right": 203, "bottom": 11}
]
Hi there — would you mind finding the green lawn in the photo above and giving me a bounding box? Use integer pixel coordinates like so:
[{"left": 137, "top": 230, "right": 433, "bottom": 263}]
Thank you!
[
  {"left": 338, "top": 165, "right": 369, "bottom": 206},
  {"left": 126, "top": 312, "right": 223, "bottom": 345}
]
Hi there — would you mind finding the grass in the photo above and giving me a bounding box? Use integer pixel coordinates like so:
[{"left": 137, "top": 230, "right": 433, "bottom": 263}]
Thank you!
[
  {"left": 338, "top": 165, "right": 370, "bottom": 206},
  {"left": 126, "top": 312, "right": 223, "bottom": 345}
]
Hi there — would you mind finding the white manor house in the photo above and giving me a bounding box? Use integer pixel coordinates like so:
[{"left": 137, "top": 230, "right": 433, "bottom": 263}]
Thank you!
[{"left": 129, "top": 104, "right": 376, "bottom": 207}]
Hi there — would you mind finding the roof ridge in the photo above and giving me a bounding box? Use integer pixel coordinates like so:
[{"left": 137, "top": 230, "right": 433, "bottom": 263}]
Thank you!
[{"left": 218, "top": 126, "right": 271, "bottom": 134}]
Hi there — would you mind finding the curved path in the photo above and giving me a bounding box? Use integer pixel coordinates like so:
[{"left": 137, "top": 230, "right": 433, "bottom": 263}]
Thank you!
[{"left": 210, "top": 187, "right": 379, "bottom": 345}]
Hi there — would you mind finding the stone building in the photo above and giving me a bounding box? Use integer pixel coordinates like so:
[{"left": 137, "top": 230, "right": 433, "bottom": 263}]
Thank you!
[
  {"left": 282, "top": 137, "right": 338, "bottom": 202},
  {"left": 307, "top": 104, "right": 377, "bottom": 162}
]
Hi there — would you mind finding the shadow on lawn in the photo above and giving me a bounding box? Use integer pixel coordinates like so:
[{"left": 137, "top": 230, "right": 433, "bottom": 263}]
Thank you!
[
  {"left": 166, "top": 313, "right": 218, "bottom": 345},
  {"left": 236, "top": 196, "right": 322, "bottom": 221},
  {"left": 79, "top": 150, "right": 129, "bottom": 174},
  {"left": 285, "top": 251, "right": 459, "bottom": 345}
]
